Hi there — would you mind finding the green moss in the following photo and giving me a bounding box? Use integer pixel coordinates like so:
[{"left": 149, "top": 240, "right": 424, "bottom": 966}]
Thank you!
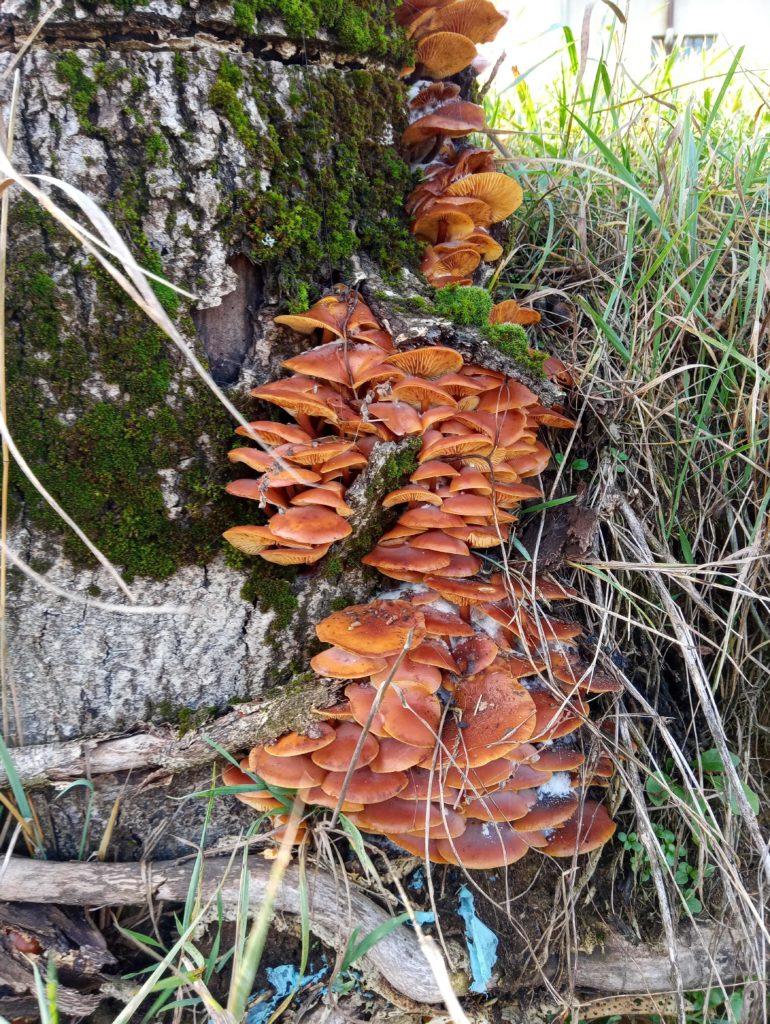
[
  {"left": 483, "top": 323, "right": 546, "bottom": 377},
  {"left": 145, "top": 131, "right": 170, "bottom": 164},
  {"left": 6, "top": 198, "right": 235, "bottom": 581},
  {"left": 433, "top": 284, "right": 493, "bottom": 328},
  {"left": 231, "top": 0, "right": 411, "bottom": 63},
  {"left": 241, "top": 565, "right": 299, "bottom": 632},
  {"left": 239, "top": 65, "right": 418, "bottom": 305},
  {"left": 323, "top": 555, "right": 343, "bottom": 580},
  {"left": 209, "top": 57, "right": 259, "bottom": 149},
  {"left": 55, "top": 53, "right": 98, "bottom": 133},
  {"left": 377, "top": 437, "right": 422, "bottom": 495},
  {"left": 173, "top": 52, "right": 189, "bottom": 81}
]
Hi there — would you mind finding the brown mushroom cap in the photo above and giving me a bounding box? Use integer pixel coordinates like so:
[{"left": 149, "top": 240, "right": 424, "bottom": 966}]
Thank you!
[
  {"left": 542, "top": 800, "right": 616, "bottom": 857},
  {"left": 442, "top": 756, "right": 514, "bottom": 790},
  {"left": 443, "top": 672, "right": 537, "bottom": 762},
  {"left": 419, "top": 433, "right": 494, "bottom": 461},
  {"left": 462, "top": 787, "right": 537, "bottom": 823},
  {"left": 249, "top": 746, "right": 326, "bottom": 789},
  {"left": 527, "top": 689, "right": 586, "bottom": 742},
  {"left": 415, "top": 31, "right": 479, "bottom": 79},
  {"left": 370, "top": 737, "right": 434, "bottom": 773},
  {"left": 369, "top": 657, "right": 443, "bottom": 692},
  {"left": 398, "top": 506, "right": 459, "bottom": 531},
  {"left": 410, "top": 460, "right": 460, "bottom": 481},
  {"left": 535, "top": 748, "right": 586, "bottom": 771},
  {"left": 399, "top": 767, "right": 460, "bottom": 802},
  {"left": 409, "top": 638, "right": 460, "bottom": 673},
  {"left": 423, "top": 0, "right": 508, "bottom": 44},
  {"left": 422, "top": 576, "right": 506, "bottom": 606},
  {"left": 222, "top": 763, "right": 284, "bottom": 811},
  {"left": 366, "top": 401, "right": 423, "bottom": 437},
  {"left": 411, "top": 531, "right": 470, "bottom": 556},
  {"left": 316, "top": 600, "right": 426, "bottom": 657},
  {"left": 265, "top": 723, "right": 336, "bottom": 757},
  {"left": 310, "top": 647, "right": 389, "bottom": 679},
  {"left": 384, "top": 831, "right": 448, "bottom": 863},
  {"left": 235, "top": 420, "right": 312, "bottom": 445},
  {"left": 452, "top": 633, "right": 499, "bottom": 676},
  {"left": 223, "top": 525, "right": 278, "bottom": 556},
  {"left": 382, "top": 487, "right": 443, "bottom": 508},
  {"left": 422, "top": 604, "right": 475, "bottom": 637},
  {"left": 386, "top": 346, "right": 465, "bottom": 379},
  {"left": 411, "top": 206, "right": 476, "bottom": 245},
  {"left": 437, "top": 820, "right": 529, "bottom": 868},
  {"left": 310, "top": 722, "right": 380, "bottom": 771},
  {"left": 356, "top": 797, "right": 443, "bottom": 834},
  {"left": 403, "top": 101, "right": 486, "bottom": 148},
  {"left": 490, "top": 299, "right": 542, "bottom": 326},
  {"left": 408, "top": 81, "right": 462, "bottom": 113},
  {"left": 269, "top": 506, "right": 352, "bottom": 546},
  {"left": 412, "top": 807, "right": 467, "bottom": 840},
  {"left": 298, "top": 786, "right": 364, "bottom": 813},
  {"left": 445, "top": 172, "right": 524, "bottom": 223},
  {"left": 379, "top": 685, "right": 442, "bottom": 748},
  {"left": 321, "top": 766, "right": 409, "bottom": 805},
  {"left": 513, "top": 792, "right": 579, "bottom": 832},
  {"left": 362, "top": 544, "right": 451, "bottom": 578},
  {"left": 259, "top": 545, "right": 331, "bottom": 566}
]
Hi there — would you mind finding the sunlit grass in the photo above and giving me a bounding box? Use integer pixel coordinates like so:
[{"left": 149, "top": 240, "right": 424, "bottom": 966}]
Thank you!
[{"left": 489, "top": 24, "right": 769, "bottom": 1020}]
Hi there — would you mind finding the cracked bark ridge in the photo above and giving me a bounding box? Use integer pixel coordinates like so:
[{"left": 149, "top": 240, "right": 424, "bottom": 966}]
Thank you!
[
  {"left": 0, "top": 0, "right": 400, "bottom": 69},
  {"left": 0, "top": 902, "right": 116, "bottom": 1019}
]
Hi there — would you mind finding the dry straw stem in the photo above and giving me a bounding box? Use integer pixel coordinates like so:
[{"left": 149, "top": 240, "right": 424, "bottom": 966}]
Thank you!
[{"left": 615, "top": 491, "right": 770, "bottom": 885}]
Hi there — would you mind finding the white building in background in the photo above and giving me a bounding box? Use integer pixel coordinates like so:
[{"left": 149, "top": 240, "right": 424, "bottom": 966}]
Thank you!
[{"left": 484, "top": 0, "right": 770, "bottom": 92}]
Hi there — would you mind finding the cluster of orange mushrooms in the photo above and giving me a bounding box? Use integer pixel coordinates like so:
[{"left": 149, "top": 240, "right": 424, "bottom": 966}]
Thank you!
[
  {"left": 400, "top": 0, "right": 521, "bottom": 287},
  {"left": 222, "top": 288, "right": 618, "bottom": 867}
]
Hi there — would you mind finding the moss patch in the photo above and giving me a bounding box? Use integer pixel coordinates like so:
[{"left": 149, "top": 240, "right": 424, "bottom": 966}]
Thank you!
[
  {"left": 232, "top": 64, "right": 418, "bottom": 306},
  {"left": 232, "top": 0, "right": 411, "bottom": 63},
  {"left": 433, "top": 284, "right": 493, "bottom": 327},
  {"left": 240, "top": 564, "right": 299, "bottom": 632},
  {"left": 6, "top": 199, "right": 236, "bottom": 580},
  {"left": 483, "top": 323, "right": 546, "bottom": 376}
]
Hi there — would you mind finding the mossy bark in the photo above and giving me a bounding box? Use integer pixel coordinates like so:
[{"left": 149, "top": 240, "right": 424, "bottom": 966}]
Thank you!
[{"left": 0, "top": 2, "right": 420, "bottom": 855}]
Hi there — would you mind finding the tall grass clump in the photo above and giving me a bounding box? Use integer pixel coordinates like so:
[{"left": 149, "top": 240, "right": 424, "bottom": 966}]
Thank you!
[{"left": 488, "top": 24, "right": 769, "bottom": 1019}]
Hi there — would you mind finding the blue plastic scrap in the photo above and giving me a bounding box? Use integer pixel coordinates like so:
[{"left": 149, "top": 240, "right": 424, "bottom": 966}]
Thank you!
[
  {"left": 246, "top": 964, "right": 327, "bottom": 1024},
  {"left": 457, "top": 884, "right": 498, "bottom": 994}
]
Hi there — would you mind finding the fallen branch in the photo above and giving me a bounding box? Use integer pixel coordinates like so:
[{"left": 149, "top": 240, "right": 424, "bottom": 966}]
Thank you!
[
  {"left": 0, "top": 855, "right": 443, "bottom": 1005},
  {"left": 0, "top": 681, "right": 331, "bottom": 789},
  {"left": 0, "top": 857, "right": 748, "bottom": 1003}
]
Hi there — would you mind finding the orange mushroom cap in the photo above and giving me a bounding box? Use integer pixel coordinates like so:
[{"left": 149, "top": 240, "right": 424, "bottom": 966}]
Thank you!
[
  {"left": 415, "top": 31, "right": 479, "bottom": 80},
  {"left": 542, "top": 800, "right": 616, "bottom": 857},
  {"left": 310, "top": 722, "right": 380, "bottom": 771},
  {"left": 316, "top": 599, "right": 426, "bottom": 657},
  {"left": 264, "top": 723, "right": 336, "bottom": 757},
  {"left": 321, "top": 765, "right": 409, "bottom": 805},
  {"left": 437, "top": 820, "right": 529, "bottom": 868},
  {"left": 310, "top": 646, "right": 389, "bottom": 679},
  {"left": 269, "top": 506, "right": 352, "bottom": 546}
]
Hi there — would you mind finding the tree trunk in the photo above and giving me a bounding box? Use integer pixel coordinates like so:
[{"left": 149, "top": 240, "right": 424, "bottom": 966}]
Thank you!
[{"left": 0, "top": 0, "right": 420, "bottom": 853}]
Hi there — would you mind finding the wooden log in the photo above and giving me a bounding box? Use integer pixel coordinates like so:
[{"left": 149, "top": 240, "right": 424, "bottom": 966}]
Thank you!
[
  {"left": 0, "top": 857, "right": 748, "bottom": 1004},
  {"left": 0, "top": 856, "right": 444, "bottom": 1006}
]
